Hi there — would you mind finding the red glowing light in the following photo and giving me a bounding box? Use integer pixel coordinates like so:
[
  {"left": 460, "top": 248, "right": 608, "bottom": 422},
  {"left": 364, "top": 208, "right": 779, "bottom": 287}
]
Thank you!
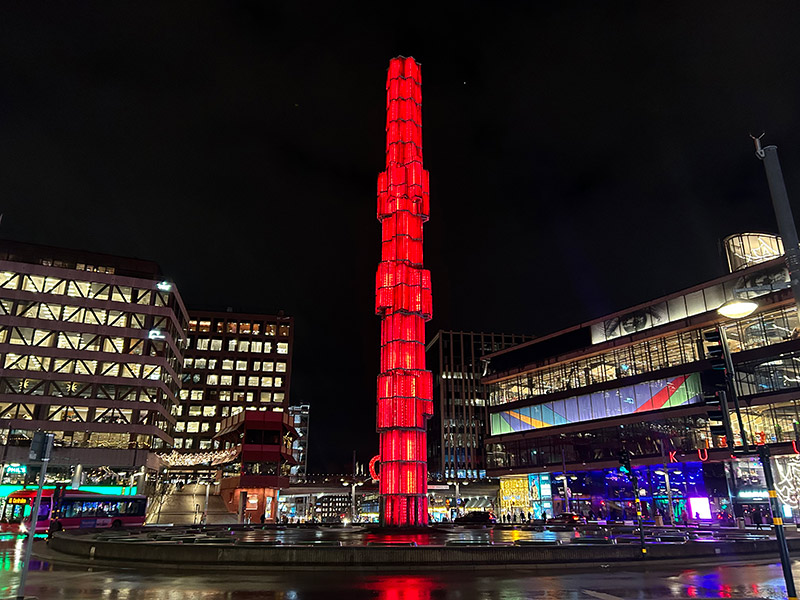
[{"left": 375, "top": 56, "right": 433, "bottom": 527}]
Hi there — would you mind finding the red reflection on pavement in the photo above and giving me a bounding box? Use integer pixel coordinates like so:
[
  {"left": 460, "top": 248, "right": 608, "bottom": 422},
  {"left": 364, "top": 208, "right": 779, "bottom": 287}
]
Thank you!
[{"left": 363, "top": 575, "right": 434, "bottom": 600}]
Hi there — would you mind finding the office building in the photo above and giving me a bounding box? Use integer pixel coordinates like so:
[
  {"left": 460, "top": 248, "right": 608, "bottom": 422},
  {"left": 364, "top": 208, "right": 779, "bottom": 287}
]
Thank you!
[
  {"left": 0, "top": 239, "right": 188, "bottom": 480},
  {"left": 173, "top": 310, "right": 293, "bottom": 452},
  {"left": 483, "top": 233, "right": 800, "bottom": 523},
  {"left": 426, "top": 331, "right": 533, "bottom": 481}
]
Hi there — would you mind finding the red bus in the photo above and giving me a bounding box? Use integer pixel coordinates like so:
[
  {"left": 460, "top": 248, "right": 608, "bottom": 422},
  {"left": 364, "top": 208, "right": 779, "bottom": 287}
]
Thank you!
[{"left": 0, "top": 489, "right": 148, "bottom": 534}]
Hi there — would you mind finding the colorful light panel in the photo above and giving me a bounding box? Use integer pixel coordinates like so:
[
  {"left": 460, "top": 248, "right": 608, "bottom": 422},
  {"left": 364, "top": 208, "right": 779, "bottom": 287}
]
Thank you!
[{"left": 375, "top": 56, "right": 433, "bottom": 527}]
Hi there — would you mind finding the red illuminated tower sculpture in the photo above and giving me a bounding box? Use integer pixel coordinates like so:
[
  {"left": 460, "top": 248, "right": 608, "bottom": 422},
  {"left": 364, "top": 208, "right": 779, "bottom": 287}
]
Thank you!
[{"left": 375, "top": 56, "right": 433, "bottom": 527}]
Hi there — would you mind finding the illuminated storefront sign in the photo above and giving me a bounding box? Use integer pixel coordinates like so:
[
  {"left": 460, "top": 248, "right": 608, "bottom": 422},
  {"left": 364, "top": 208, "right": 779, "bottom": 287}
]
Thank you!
[
  {"left": 375, "top": 57, "right": 433, "bottom": 527},
  {"left": 738, "top": 490, "right": 768, "bottom": 499},
  {"left": 491, "top": 373, "right": 702, "bottom": 435},
  {"left": 4, "top": 465, "right": 26, "bottom": 476}
]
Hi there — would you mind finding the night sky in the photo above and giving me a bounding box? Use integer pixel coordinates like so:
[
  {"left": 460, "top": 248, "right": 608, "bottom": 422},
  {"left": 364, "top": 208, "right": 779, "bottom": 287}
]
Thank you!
[{"left": 3, "top": 3, "right": 800, "bottom": 472}]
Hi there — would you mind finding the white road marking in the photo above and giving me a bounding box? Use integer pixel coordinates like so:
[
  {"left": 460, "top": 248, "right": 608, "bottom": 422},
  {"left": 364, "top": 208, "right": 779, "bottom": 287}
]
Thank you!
[{"left": 582, "top": 590, "right": 624, "bottom": 600}]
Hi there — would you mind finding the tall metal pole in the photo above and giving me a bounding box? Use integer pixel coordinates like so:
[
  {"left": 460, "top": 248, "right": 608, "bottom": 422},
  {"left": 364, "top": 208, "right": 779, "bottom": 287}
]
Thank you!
[
  {"left": 16, "top": 446, "right": 51, "bottom": 600},
  {"left": 758, "top": 445, "right": 797, "bottom": 600},
  {"left": 718, "top": 325, "right": 750, "bottom": 453},
  {"left": 755, "top": 140, "right": 800, "bottom": 315}
]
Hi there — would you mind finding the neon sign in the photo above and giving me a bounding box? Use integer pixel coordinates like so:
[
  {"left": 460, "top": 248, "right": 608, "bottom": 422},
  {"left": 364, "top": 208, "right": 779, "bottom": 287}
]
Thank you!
[{"left": 375, "top": 57, "right": 433, "bottom": 527}]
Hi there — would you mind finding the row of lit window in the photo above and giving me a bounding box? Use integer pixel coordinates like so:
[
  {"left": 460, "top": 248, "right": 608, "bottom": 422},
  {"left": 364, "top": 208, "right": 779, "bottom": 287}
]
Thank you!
[
  {"left": 188, "top": 320, "right": 289, "bottom": 336},
  {"left": 192, "top": 338, "right": 289, "bottom": 354},
  {"left": 179, "top": 389, "right": 286, "bottom": 403},
  {"left": 3, "top": 327, "right": 176, "bottom": 355},
  {"left": 0, "top": 272, "right": 169, "bottom": 306},
  {"left": 174, "top": 421, "right": 220, "bottom": 433},
  {"left": 41, "top": 259, "right": 116, "bottom": 274},
  {"left": 3, "top": 353, "right": 163, "bottom": 380},
  {"left": 183, "top": 358, "right": 286, "bottom": 372},
  {"left": 200, "top": 374, "right": 283, "bottom": 388},
  {"left": 4, "top": 300, "right": 157, "bottom": 331}
]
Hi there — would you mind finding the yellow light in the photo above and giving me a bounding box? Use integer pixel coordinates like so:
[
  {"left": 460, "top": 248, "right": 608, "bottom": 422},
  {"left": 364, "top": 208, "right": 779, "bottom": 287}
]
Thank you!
[{"left": 717, "top": 298, "right": 758, "bottom": 319}]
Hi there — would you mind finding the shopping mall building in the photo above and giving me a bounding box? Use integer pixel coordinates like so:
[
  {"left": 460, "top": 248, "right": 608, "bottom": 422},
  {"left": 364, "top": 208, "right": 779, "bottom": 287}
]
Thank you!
[{"left": 483, "top": 234, "right": 800, "bottom": 524}]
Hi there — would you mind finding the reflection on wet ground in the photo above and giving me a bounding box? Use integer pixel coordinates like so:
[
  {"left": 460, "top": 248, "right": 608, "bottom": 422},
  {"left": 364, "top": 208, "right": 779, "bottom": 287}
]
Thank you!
[{"left": 0, "top": 534, "right": 794, "bottom": 599}]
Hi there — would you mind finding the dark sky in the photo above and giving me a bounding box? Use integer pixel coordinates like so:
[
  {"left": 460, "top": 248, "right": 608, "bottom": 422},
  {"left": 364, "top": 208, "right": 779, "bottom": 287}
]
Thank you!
[{"left": 3, "top": 3, "right": 800, "bottom": 472}]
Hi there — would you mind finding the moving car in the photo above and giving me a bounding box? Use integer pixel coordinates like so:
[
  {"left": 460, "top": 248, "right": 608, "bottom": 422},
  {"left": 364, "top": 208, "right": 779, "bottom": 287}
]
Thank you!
[
  {"left": 454, "top": 511, "right": 496, "bottom": 525},
  {"left": 546, "top": 512, "right": 586, "bottom": 525}
]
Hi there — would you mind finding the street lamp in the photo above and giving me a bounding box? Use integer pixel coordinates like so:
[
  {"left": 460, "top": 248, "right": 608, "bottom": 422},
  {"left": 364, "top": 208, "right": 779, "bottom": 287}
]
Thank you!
[
  {"left": 341, "top": 479, "right": 364, "bottom": 524},
  {"left": 447, "top": 480, "right": 468, "bottom": 516},
  {"left": 555, "top": 475, "right": 577, "bottom": 512}
]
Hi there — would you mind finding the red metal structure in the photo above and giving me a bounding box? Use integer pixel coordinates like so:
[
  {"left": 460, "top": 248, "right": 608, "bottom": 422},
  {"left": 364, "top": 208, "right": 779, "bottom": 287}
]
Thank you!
[{"left": 375, "top": 56, "right": 433, "bottom": 527}]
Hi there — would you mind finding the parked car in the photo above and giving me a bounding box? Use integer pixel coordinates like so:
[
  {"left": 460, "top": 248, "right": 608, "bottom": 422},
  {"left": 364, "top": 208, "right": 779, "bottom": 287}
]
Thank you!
[
  {"left": 547, "top": 512, "right": 586, "bottom": 525},
  {"left": 454, "top": 511, "right": 496, "bottom": 525}
]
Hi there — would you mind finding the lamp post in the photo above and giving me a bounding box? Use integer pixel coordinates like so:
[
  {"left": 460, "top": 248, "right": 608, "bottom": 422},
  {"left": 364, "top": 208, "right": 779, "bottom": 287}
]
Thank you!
[
  {"left": 717, "top": 298, "right": 797, "bottom": 600},
  {"left": 555, "top": 475, "right": 576, "bottom": 513},
  {"left": 341, "top": 480, "right": 364, "bottom": 524},
  {"left": 447, "top": 480, "right": 468, "bottom": 517}
]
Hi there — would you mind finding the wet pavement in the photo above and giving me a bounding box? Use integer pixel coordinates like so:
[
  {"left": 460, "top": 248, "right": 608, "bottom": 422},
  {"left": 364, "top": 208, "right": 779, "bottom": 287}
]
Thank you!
[{"left": 0, "top": 538, "right": 799, "bottom": 599}]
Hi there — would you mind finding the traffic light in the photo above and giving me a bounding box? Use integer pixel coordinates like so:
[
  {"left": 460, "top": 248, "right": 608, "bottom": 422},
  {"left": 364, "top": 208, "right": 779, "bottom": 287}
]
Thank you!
[
  {"left": 706, "top": 391, "right": 732, "bottom": 443},
  {"left": 618, "top": 449, "right": 632, "bottom": 476},
  {"left": 703, "top": 329, "right": 727, "bottom": 371}
]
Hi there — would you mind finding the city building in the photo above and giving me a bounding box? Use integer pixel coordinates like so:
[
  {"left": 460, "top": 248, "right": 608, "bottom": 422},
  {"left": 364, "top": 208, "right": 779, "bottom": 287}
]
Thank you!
[
  {"left": 426, "top": 331, "right": 533, "bottom": 481},
  {"left": 173, "top": 310, "right": 293, "bottom": 453},
  {"left": 288, "top": 404, "right": 309, "bottom": 481},
  {"left": 0, "top": 239, "right": 188, "bottom": 484},
  {"left": 214, "top": 410, "right": 297, "bottom": 523},
  {"left": 482, "top": 233, "right": 800, "bottom": 524}
]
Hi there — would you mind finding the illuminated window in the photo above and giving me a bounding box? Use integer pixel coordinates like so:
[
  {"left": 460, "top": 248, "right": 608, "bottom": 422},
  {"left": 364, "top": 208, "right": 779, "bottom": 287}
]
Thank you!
[
  {"left": 246, "top": 392, "right": 255, "bottom": 402},
  {"left": 253, "top": 361, "right": 261, "bottom": 370},
  {"left": 211, "top": 339, "right": 222, "bottom": 351},
  {"left": 190, "top": 390, "right": 203, "bottom": 401},
  {"left": 174, "top": 438, "right": 184, "bottom": 448},
  {"left": 175, "top": 422, "right": 186, "bottom": 432},
  {"left": 251, "top": 341, "right": 263, "bottom": 353},
  {"left": 195, "top": 358, "right": 207, "bottom": 369},
  {"left": 188, "top": 320, "right": 198, "bottom": 332},
  {"left": 216, "top": 321, "right": 224, "bottom": 333},
  {"left": 208, "top": 359, "right": 217, "bottom": 369},
  {"left": 265, "top": 324, "right": 276, "bottom": 336},
  {"left": 238, "top": 340, "right": 250, "bottom": 352},
  {"left": 219, "top": 391, "right": 231, "bottom": 402},
  {"left": 196, "top": 339, "right": 210, "bottom": 350},
  {"left": 189, "top": 406, "right": 201, "bottom": 417},
  {"left": 238, "top": 376, "right": 247, "bottom": 386},
  {"left": 274, "top": 393, "right": 285, "bottom": 403},
  {"left": 183, "top": 358, "right": 193, "bottom": 368},
  {"left": 227, "top": 322, "right": 237, "bottom": 334},
  {"left": 221, "top": 375, "right": 233, "bottom": 386},
  {"left": 277, "top": 343, "right": 288, "bottom": 355},
  {"left": 239, "top": 322, "right": 251, "bottom": 334},
  {"left": 252, "top": 323, "right": 261, "bottom": 334},
  {"left": 274, "top": 377, "right": 283, "bottom": 388},
  {"left": 260, "top": 392, "right": 272, "bottom": 402},
  {"left": 198, "top": 320, "right": 212, "bottom": 332},
  {"left": 248, "top": 376, "right": 259, "bottom": 387},
  {"left": 263, "top": 342, "right": 272, "bottom": 353},
  {"left": 260, "top": 377, "right": 273, "bottom": 388},
  {"left": 202, "top": 406, "right": 216, "bottom": 417},
  {"left": 279, "top": 325, "right": 290, "bottom": 337},
  {"left": 187, "top": 422, "right": 199, "bottom": 433},
  {"left": 276, "top": 362, "right": 286, "bottom": 373},
  {"left": 206, "top": 374, "right": 219, "bottom": 385},
  {"left": 228, "top": 339, "right": 237, "bottom": 352},
  {"left": 262, "top": 362, "right": 274, "bottom": 372},
  {"left": 199, "top": 440, "right": 212, "bottom": 450},
  {"left": 201, "top": 423, "right": 210, "bottom": 432},
  {"left": 222, "top": 360, "right": 234, "bottom": 370},
  {"left": 236, "top": 360, "right": 248, "bottom": 371}
]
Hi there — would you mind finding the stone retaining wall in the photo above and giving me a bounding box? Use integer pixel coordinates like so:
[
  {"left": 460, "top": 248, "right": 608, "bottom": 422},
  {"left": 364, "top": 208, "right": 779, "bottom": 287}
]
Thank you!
[{"left": 48, "top": 534, "right": 800, "bottom": 569}]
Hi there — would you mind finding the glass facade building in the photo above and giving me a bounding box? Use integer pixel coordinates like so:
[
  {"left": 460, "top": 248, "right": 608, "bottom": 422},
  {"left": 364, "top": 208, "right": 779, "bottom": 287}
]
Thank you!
[
  {"left": 426, "top": 331, "right": 532, "bottom": 481},
  {"left": 484, "top": 249, "right": 800, "bottom": 520}
]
